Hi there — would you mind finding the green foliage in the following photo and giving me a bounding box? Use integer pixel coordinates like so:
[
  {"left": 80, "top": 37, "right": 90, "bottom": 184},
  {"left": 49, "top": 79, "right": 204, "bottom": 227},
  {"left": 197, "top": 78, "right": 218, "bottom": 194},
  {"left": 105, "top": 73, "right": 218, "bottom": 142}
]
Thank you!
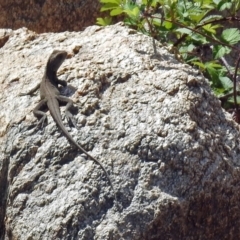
[
  {"left": 221, "top": 28, "right": 240, "bottom": 45},
  {"left": 96, "top": 17, "right": 112, "bottom": 26},
  {"left": 97, "top": 0, "right": 240, "bottom": 113}
]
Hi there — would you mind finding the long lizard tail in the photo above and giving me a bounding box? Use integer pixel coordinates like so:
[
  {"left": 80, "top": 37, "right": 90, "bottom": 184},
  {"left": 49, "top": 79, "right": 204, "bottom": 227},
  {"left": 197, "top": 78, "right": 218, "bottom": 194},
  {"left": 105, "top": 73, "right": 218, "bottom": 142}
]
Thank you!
[{"left": 47, "top": 99, "right": 118, "bottom": 204}]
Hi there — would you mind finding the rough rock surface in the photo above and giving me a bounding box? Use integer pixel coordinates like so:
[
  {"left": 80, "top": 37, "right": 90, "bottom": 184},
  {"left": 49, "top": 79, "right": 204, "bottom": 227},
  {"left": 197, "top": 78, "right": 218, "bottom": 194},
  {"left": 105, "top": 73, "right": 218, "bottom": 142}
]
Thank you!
[
  {"left": 0, "top": 0, "right": 102, "bottom": 33},
  {"left": 1, "top": 23, "right": 240, "bottom": 240}
]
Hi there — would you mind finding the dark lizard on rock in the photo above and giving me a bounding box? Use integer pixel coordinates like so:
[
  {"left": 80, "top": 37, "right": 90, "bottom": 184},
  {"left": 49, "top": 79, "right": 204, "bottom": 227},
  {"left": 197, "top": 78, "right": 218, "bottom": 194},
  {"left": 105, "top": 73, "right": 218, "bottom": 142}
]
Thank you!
[{"left": 22, "top": 50, "right": 117, "bottom": 204}]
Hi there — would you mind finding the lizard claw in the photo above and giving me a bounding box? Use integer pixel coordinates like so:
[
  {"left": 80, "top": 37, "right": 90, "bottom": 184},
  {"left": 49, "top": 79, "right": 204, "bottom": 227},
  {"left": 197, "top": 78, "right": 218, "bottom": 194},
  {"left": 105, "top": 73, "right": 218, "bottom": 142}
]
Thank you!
[
  {"left": 36, "top": 115, "right": 48, "bottom": 129},
  {"left": 65, "top": 111, "right": 78, "bottom": 129},
  {"left": 25, "top": 116, "right": 47, "bottom": 134}
]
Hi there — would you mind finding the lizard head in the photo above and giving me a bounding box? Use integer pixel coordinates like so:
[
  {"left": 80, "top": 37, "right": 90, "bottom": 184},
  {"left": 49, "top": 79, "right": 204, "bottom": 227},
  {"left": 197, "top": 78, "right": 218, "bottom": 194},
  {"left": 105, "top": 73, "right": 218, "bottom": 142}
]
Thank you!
[{"left": 47, "top": 50, "right": 67, "bottom": 72}]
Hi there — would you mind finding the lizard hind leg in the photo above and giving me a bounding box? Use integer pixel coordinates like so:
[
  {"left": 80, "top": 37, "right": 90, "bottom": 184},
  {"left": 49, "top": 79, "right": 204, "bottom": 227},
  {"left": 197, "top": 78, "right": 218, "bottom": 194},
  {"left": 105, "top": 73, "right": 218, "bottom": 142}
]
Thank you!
[
  {"left": 33, "top": 99, "right": 48, "bottom": 129},
  {"left": 56, "top": 95, "right": 78, "bottom": 129}
]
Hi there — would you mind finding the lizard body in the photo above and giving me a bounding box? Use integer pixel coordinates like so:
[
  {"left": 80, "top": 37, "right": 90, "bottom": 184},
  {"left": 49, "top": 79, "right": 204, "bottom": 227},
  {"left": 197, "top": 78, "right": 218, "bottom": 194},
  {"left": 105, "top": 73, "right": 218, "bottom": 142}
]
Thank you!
[{"left": 32, "top": 50, "right": 117, "bottom": 203}]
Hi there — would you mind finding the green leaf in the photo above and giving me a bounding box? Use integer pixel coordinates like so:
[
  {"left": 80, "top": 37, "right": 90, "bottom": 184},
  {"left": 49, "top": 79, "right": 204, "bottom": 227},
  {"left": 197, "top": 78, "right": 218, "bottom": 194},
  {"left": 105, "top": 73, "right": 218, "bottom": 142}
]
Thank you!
[
  {"left": 234, "top": 0, "right": 240, "bottom": 11},
  {"left": 205, "top": 63, "right": 220, "bottom": 85},
  {"left": 110, "top": 8, "right": 123, "bottom": 16},
  {"left": 212, "top": 0, "right": 221, "bottom": 5},
  {"left": 202, "top": 24, "right": 221, "bottom": 34},
  {"left": 206, "top": 62, "right": 222, "bottom": 69},
  {"left": 182, "top": 12, "right": 189, "bottom": 18},
  {"left": 187, "top": 44, "right": 195, "bottom": 52},
  {"left": 199, "top": 14, "right": 222, "bottom": 24},
  {"left": 100, "top": 3, "right": 119, "bottom": 12},
  {"left": 100, "top": 0, "right": 121, "bottom": 4},
  {"left": 132, "top": 6, "right": 140, "bottom": 17},
  {"left": 150, "top": 0, "right": 160, "bottom": 7},
  {"left": 219, "top": 76, "right": 233, "bottom": 90},
  {"left": 190, "top": 33, "right": 207, "bottom": 42},
  {"left": 175, "top": 28, "right": 192, "bottom": 35},
  {"left": 213, "top": 45, "right": 230, "bottom": 59},
  {"left": 221, "top": 28, "right": 240, "bottom": 45},
  {"left": 198, "top": 0, "right": 216, "bottom": 9},
  {"left": 124, "top": 6, "right": 140, "bottom": 18},
  {"left": 189, "top": 12, "right": 206, "bottom": 22},
  {"left": 228, "top": 96, "right": 240, "bottom": 104},
  {"left": 213, "top": 87, "right": 226, "bottom": 96},
  {"left": 192, "top": 61, "right": 206, "bottom": 69},
  {"left": 152, "top": 17, "right": 162, "bottom": 27},
  {"left": 96, "top": 17, "right": 112, "bottom": 26},
  {"left": 163, "top": 20, "right": 173, "bottom": 29},
  {"left": 218, "top": 2, "right": 232, "bottom": 11}
]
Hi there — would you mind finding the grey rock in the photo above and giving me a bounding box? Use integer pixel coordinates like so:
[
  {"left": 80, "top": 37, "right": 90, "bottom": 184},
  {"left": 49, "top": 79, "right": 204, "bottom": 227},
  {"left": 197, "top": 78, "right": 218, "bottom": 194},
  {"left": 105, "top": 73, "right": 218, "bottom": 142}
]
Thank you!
[{"left": 1, "top": 23, "right": 240, "bottom": 239}]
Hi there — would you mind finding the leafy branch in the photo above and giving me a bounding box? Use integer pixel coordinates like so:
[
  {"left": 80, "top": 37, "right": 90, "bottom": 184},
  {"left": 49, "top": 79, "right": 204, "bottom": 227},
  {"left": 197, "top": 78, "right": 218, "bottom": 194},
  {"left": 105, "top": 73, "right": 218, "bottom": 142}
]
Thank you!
[{"left": 97, "top": 0, "right": 240, "bottom": 122}]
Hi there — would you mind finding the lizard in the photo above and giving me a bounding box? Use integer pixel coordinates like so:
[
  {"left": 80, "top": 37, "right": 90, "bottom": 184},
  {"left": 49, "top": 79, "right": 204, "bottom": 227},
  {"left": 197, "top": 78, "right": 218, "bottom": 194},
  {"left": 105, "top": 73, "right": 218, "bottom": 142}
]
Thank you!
[{"left": 22, "top": 50, "right": 117, "bottom": 204}]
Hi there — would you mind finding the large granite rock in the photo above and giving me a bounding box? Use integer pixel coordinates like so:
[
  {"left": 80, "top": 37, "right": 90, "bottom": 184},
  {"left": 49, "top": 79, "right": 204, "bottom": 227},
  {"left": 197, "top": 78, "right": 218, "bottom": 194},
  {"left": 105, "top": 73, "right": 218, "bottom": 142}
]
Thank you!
[{"left": 1, "top": 23, "right": 240, "bottom": 239}]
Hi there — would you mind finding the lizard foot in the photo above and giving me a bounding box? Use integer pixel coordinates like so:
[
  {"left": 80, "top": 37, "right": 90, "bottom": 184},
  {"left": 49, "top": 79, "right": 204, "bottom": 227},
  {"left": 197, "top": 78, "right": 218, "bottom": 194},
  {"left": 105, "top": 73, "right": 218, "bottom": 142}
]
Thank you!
[
  {"left": 36, "top": 115, "right": 48, "bottom": 129},
  {"left": 65, "top": 111, "right": 78, "bottom": 129}
]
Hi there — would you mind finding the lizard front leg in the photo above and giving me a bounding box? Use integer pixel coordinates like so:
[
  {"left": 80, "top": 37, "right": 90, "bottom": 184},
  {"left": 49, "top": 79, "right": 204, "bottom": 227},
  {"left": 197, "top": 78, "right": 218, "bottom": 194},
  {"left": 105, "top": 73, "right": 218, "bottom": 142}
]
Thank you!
[
  {"left": 57, "top": 79, "right": 67, "bottom": 87},
  {"left": 19, "top": 83, "right": 40, "bottom": 96}
]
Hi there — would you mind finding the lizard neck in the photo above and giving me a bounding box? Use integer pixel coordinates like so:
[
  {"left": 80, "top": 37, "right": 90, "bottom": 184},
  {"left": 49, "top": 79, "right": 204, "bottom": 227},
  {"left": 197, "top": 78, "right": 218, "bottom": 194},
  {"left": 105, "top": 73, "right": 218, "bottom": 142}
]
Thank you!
[{"left": 45, "top": 67, "right": 57, "bottom": 83}]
